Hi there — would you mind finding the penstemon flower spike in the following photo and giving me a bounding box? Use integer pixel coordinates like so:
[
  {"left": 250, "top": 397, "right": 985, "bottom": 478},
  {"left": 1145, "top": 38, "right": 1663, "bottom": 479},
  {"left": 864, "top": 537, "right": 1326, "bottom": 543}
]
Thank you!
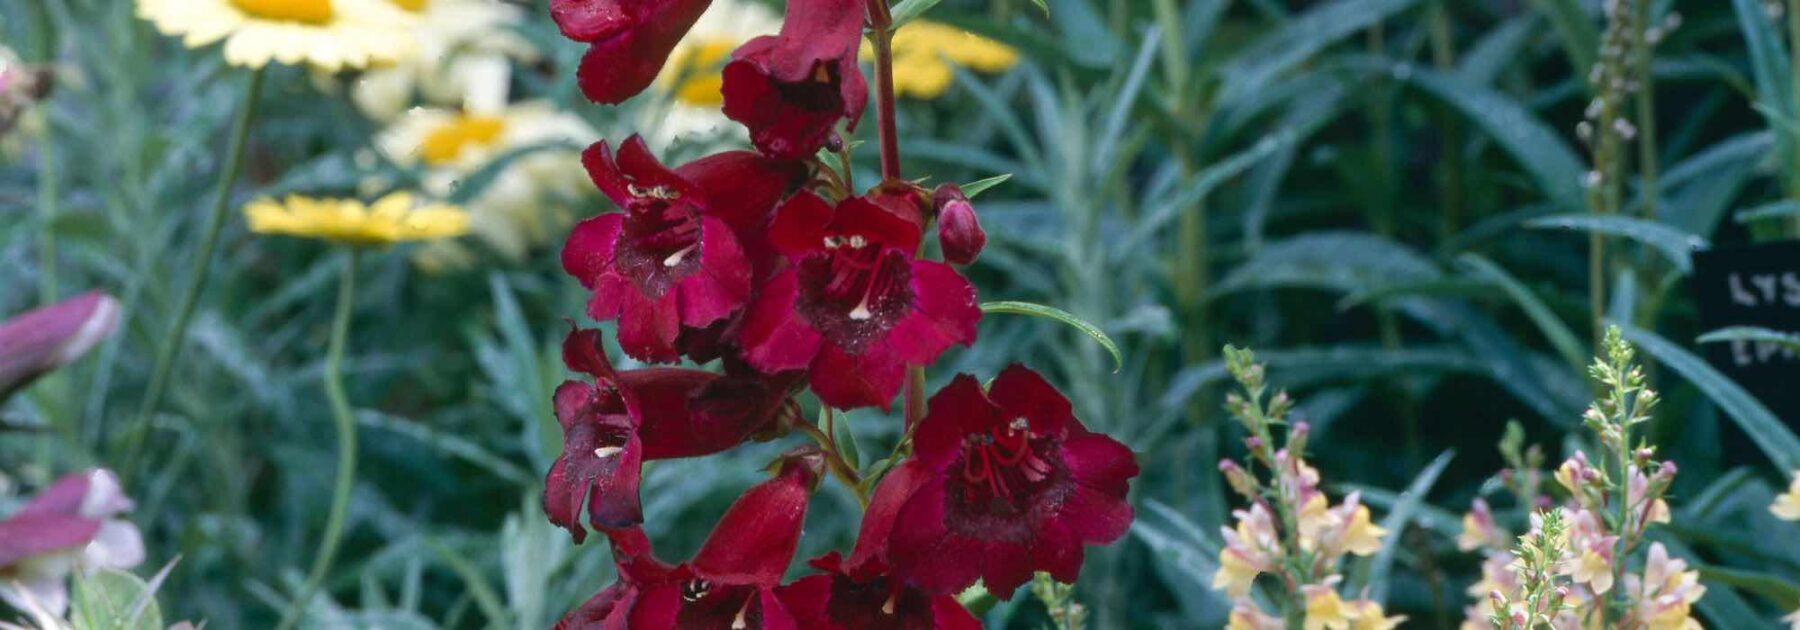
[{"left": 539, "top": 0, "right": 1138, "bottom": 627}]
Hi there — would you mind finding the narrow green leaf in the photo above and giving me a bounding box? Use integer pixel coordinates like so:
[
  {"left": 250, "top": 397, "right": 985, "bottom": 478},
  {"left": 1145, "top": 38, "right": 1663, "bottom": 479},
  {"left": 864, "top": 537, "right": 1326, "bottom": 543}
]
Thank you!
[
  {"left": 1364, "top": 450, "right": 1454, "bottom": 604},
  {"left": 960, "top": 173, "right": 1012, "bottom": 199},
  {"left": 1406, "top": 69, "right": 1587, "bottom": 212},
  {"left": 1697, "top": 326, "right": 1800, "bottom": 353},
  {"left": 828, "top": 411, "right": 861, "bottom": 470},
  {"left": 1733, "top": 0, "right": 1797, "bottom": 172},
  {"left": 72, "top": 568, "right": 163, "bottom": 630},
  {"left": 1217, "top": 0, "right": 1423, "bottom": 107},
  {"left": 429, "top": 538, "right": 512, "bottom": 630},
  {"left": 888, "top": 0, "right": 945, "bottom": 26},
  {"left": 1525, "top": 214, "right": 1709, "bottom": 273},
  {"left": 1735, "top": 199, "right": 1800, "bottom": 224},
  {"left": 1525, "top": 0, "right": 1598, "bottom": 74},
  {"left": 1625, "top": 326, "right": 1800, "bottom": 471},
  {"left": 1458, "top": 254, "right": 1589, "bottom": 371},
  {"left": 981, "top": 301, "right": 1122, "bottom": 372},
  {"left": 1697, "top": 565, "right": 1800, "bottom": 611}
]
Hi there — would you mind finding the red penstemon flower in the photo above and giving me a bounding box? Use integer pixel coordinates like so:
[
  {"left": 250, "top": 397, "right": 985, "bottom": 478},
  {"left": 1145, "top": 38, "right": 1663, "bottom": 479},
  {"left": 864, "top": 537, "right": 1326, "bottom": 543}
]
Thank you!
[
  {"left": 737, "top": 189, "right": 980, "bottom": 410},
  {"left": 556, "top": 450, "right": 824, "bottom": 629},
  {"left": 871, "top": 366, "right": 1139, "bottom": 597},
  {"left": 563, "top": 135, "right": 802, "bottom": 363},
  {"left": 544, "top": 328, "right": 795, "bottom": 538},
  {"left": 720, "top": 0, "right": 868, "bottom": 159},
  {"left": 549, "top": 0, "right": 715, "bottom": 105}
]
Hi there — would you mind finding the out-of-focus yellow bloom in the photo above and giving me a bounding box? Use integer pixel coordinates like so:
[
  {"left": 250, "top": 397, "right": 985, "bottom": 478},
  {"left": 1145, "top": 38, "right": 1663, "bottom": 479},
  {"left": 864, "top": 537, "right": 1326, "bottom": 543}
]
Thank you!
[
  {"left": 348, "top": 0, "right": 535, "bottom": 121},
  {"left": 644, "top": 0, "right": 780, "bottom": 148},
  {"left": 375, "top": 103, "right": 594, "bottom": 267},
  {"left": 1338, "top": 504, "right": 1386, "bottom": 557},
  {"left": 1302, "top": 586, "right": 1349, "bottom": 630},
  {"left": 862, "top": 21, "right": 1019, "bottom": 99},
  {"left": 1212, "top": 549, "right": 1261, "bottom": 598},
  {"left": 1297, "top": 493, "right": 1332, "bottom": 551},
  {"left": 1774, "top": 471, "right": 1800, "bottom": 521},
  {"left": 245, "top": 193, "right": 467, "bottom": 246},
  {"left": 1227, "top": 600, "right": 1284, "bottom": 630},
  {"left": 137, "top": 0, "right": 415, "bottom": 71}
]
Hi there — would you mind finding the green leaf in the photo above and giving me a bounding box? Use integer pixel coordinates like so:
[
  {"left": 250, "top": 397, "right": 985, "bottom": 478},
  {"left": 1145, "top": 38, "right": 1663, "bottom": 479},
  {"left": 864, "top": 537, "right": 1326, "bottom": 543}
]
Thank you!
[
  {"left": 1217, "top": 0, "right": 1423, "bottom": 107},
  {"left": 1362, "top": 450, "right": 1454, "bottom": 604},
  {"left": 1458, "top": 253, "right": 1589, "bottom": 371},
  {"left": 827, "top": 410, "right": 861, "bottom": 470},
  {"left": 72, "top": 567, "right": 164, "bottom": 630},
  {"left": 1697, "top": 326, "right": 1800, "bottom": 353},
  {"left": 1406, "top": 69, "right": 1588, "bottom": 212},
  {"left": 1733, "top": 0, "right": 1797, "bottom": 173},
  {"left": 1525, "top": 214, "right": 1709, "bottom": 273},
  {"left": 887, "top": 0, "right": 945, "bottom": 26},
  {"left": 960, "top": 173, "right": 1012, "bottom": 199},
  {"left": 981, "top": 301, "right": 1122, "bottom": 372},
  {"left": 1697, "top": 565, "right": 1800, "bottom": 610},
  {"left": 1625, "top": 325, "right": 1800, "bottom": 471},
  {"left": 1524, "top": 0, "right": 1598, "bottom": 75},
  {"left": 1735, "top": 199, "right": 1800, "bottom": 224},
  {"left": 429, "top": 537, "right": 513, "bottom": 629},
  {"left": 1213, "top": 231, "right": 1442, "bottom": 297}
]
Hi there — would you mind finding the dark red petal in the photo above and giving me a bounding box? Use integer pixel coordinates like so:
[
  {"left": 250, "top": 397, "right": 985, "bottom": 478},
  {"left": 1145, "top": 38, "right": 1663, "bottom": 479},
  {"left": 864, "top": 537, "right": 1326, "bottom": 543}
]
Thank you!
[
  {"left": 617, "top": 136, "right": 707, "bottom": 203},
  {"left": 768, "top": 191, "right": 837, "bottom": 259},
  {"left": 909, "top": 375, "right": 999, "bottom": 470},
  {"left": 1056, "top": 434, "right": 1139, "bottom": 543},
  {"left": 585, "top": 272, "right": 632, "bottom": 323},
  {"left": 615, "top": 289, "right": 682, "bottom": 363},
  {"left": 586, "top": 432, "right": 646, "bottom": 529},
  {"left": 988, "top": 364, "right": 1077, "bottom": 437},
  {"left": 882, "top": 261, "right": 979, "bottom": 366},
  {"left": 692, "top": 461, "right": 818, "bottom": 587},
  {"left": 625, "top": 367, "right": 774, "bottom": 459},
  {"left": 808, "top": 341, "right": 905, "bottom": 411},
  {"left": 674, "top": 217, "right": 753, "bottom": 327},
  {"left": 563, "top": 0, "right": 715, "bottom": 104},
  {"left": 740, "top": 270, "right": 824, "bottom": 373},
  {"left": 1026, "top": 517, "right": 1085, "bottom": 585},
  {"left": 759, "top": 0, "right": 862, "bottom": 82},
  {"left": 773, "top": 574, "right": 832, "bottom": 628},
  {"left": 885, "top": 481, "right": 983, "bottom": 595},
  {"left": 760, "top": 588, "right": 801, "bottom": 630},
  {"left": 831, "top": 196, "right": 923, "bottom": 254},
  {"left": 676, "top": 151, "right": 803, "bottom": 235},
  {"left": 563, "top": 213, "right": 625, "bottom": 288},
  {"left": 847, "top": 461, "right": 931, "bottom": 571},
  {"left": 626, "top": 583, "right": 684, "bottom": 628},
  {"left": 554, "top": 581, "right": 635, "bottom": 630},
  {"left": 580, "top": 141, "right": 632, "bottom": 203},
  {"left": 562, "top": 328, "right": 622, "bottom": 383},
  {"left": 931, "top": 596, "right": 983, "bottom": 630}
]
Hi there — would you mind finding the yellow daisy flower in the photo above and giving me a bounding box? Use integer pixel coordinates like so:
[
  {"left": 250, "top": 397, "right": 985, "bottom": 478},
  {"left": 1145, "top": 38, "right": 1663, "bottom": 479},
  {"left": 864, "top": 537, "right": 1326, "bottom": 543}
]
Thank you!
[
  {"left": 137, "top": 0, "right": 417, "bottom": 72},
  {"left": 864, "top": 21, "right": 1020, "bottom": 99},
  {"left": 244, "top": 192, "right": 468, "bottom": 246}
]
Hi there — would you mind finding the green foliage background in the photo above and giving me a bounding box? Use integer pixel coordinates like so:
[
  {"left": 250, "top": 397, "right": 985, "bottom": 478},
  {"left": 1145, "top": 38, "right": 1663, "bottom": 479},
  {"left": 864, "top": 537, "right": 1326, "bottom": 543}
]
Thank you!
[{"left": 4, "top": 0, "right": 1800, "bottom": 627}]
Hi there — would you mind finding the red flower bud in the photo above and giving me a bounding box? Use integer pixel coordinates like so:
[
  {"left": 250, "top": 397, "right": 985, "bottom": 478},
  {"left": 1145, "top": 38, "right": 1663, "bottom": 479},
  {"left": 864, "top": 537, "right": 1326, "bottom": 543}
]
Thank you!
[
  {"left": 932, "top": 184, "right": 985, "bottom": 265},
  {"left": 0, "top": 291, "right": 120, "bottom": 402}
]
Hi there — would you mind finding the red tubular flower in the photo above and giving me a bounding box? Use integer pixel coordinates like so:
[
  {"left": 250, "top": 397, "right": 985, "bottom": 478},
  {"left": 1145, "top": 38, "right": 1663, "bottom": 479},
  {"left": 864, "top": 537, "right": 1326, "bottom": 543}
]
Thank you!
[
  {"left": 873, "top": 366, "right": 1139, "bottom": 598},
  {"left": 563, "top": 136, "right": 802, "bottom": 363},
  {"left": 556, "top": 450, "right": 825, "bottom": 629},
  {"left": 737, "top": 190, "right": 980, "bottom": 410},
  {"left": 0, "top": 291, "right": 120, "bottom": 403},
  {"left": 720, "top": 0, "right": 868, "bottom": 159},
  {"left": 544, "top": 329, "right": 796, "bottom": 540},
  {"left": 931, "top": 184, "right": 984, "bottom": 266},
  {"left": 550, "top": 0, "right": 714, "bottom": 105}
]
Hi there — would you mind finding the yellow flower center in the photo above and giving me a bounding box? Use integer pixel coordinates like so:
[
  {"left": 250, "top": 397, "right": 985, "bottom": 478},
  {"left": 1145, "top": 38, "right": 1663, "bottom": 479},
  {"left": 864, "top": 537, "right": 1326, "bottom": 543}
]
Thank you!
[
  {"left": 420, "top": 115, "right": 506, "bottom": 165},
  {"left": 665, "top": 39, "right": 739, "bottom": 107},
  {"left": 391, "top": 0, "right": 427, "bottom": 12},
  {"left": 231, "top": 0, "right": 334, "bottom": 24}
]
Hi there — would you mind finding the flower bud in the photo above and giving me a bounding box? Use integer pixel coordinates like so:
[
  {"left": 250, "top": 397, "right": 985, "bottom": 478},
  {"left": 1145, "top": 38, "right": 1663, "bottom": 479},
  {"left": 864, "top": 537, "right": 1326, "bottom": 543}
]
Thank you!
[
  {"left": 0, "top": 291, "right": 120, "bottom": 402},
  {"left": 932, "top": 183, "right": 985, "bottom": 265}
]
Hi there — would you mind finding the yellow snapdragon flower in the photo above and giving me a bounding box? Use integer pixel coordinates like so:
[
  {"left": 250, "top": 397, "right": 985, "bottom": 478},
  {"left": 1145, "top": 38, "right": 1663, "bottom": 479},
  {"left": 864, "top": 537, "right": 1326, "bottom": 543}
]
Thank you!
[{"left": 244, "top": 193, "right": 467, "bottom": 246}]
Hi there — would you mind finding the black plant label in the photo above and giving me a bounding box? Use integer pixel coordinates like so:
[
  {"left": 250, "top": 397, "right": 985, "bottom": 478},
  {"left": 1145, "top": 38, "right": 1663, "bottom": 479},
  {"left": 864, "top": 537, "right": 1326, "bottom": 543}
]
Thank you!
[{"left": 1692, "top": 242, "right": 1800, "bottom": 430}]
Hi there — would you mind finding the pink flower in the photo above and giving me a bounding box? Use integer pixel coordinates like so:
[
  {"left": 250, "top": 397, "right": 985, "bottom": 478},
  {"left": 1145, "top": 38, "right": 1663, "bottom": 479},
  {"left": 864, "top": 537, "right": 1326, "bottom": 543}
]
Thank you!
[
  {"left": 720, "top": 0, "right": 868, "bottom": 159},
  {"left": 0, "top": 470, "right": 143, "bottom": 616},
  {"left": 738, "top": 190, "right": 979, "bottom": 409},
  {"left": 563, "top": 136, "right": 803, "bottom": 363},
  {"left": 555, "top": 450, "right": 824, "bottom": 629},
  {"left": 865, "top": 366, "right": 1138, "bottom": 597},
  {"left": 544, "top": 328, "right": 797, "bottom": 539},
  {"left": 550, "top": 0, "right": 716, "bottom": 104},
  {"left": 0, "top": 291, "right": 120, "bottom": 402}
]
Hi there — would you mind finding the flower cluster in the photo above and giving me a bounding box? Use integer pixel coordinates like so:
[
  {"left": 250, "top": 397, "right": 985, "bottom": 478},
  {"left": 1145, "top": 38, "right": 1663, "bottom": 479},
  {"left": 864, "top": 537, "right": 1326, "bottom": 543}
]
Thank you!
[
  {"left": 540, "top": 0, "right": 1136, "bottom": 627},
  {"left": 1208, "top": 347, "right": 1404, "bottom": 630},
  {"left": 1457, "top": 329, "right": 1702, "bottom": 630}
]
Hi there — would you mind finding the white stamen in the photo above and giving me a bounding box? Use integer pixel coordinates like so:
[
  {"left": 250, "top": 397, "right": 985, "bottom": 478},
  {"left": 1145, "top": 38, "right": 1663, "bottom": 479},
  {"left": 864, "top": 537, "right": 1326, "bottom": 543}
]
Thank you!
[
  {"left": 663, "top": 243, "right": 698, "bottom": 267},
  {"left": 881, "top": 593, "right": 897, "bottom": 615},
  {"left": 849, "top": 302, "right": 873, "bottom": 321},
  {"left": 593, "top": 446, "right": 624, "bottom": 459},
  {"left": 848, "top": 235, "right": 867, "bottom": 248}
]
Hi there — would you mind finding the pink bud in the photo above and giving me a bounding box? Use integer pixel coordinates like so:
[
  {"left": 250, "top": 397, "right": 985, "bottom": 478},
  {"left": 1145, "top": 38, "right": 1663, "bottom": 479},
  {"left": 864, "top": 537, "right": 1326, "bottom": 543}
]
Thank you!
[
  {"left": 932, "top": 184, "right": 985, "bottom": 265},
  {"left": 0, "top": 291, "right": 120, "bottom": 402}
]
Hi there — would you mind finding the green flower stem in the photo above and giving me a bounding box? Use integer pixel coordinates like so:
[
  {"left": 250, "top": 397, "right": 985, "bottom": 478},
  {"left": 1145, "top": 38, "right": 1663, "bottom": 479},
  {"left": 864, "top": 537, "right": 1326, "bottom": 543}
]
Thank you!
[
  {"left": 275, "top": 248, "right": 361, "bottom": 630},
  {"left": 28, "top": 0, "right": 57, "bottom": 305},
  {"left": 121, "top": 67, "right": 265, "bottom": 476}
]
